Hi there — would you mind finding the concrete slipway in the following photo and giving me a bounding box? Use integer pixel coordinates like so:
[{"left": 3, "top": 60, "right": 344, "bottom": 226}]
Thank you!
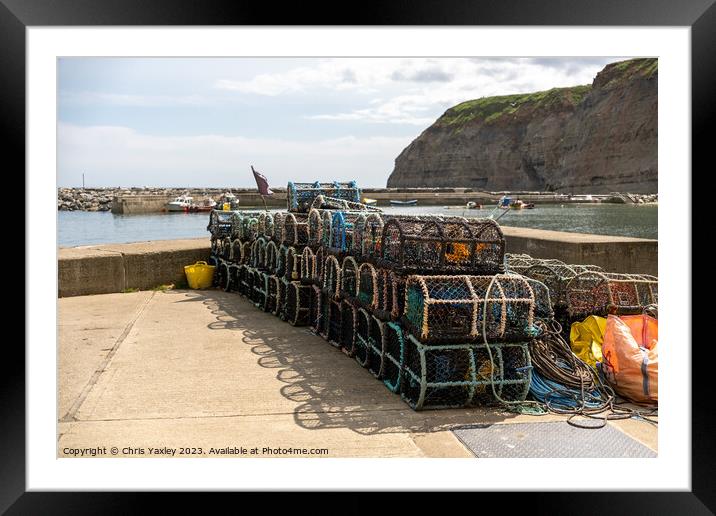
[{"left": 58, "top": 290, "right": 657, "bottom": 458}]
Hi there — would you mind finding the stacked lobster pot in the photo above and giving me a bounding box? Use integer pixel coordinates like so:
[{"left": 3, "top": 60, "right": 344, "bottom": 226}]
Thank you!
[
  {"left": 505, "top": 253, "right": 658, "bottom": 335},
  {"left": 207, "top": 181, "right": 560, "bottom": 412}
]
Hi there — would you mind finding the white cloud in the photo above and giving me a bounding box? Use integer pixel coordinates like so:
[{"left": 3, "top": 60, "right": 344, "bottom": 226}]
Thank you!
[
  {"left": 57, "top": 123, "right": 412, "bottom": 188},
  {"left": 60, "top": 91, "right": 211, "bottom": 107}
]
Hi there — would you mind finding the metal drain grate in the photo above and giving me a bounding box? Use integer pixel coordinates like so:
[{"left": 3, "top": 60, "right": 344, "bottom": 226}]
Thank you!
[{"left": 452, "top": 421, "right": 656, "bottom": 458}]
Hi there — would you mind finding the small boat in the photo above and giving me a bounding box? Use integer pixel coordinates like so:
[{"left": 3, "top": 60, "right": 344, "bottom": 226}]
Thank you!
[
  {"left": 363, "top": 197, "right": 378, "bottom": 206},
  {"left": 188, "top": 197, "right": 217, "bottom": 212},
  {"left": 465, "top": 201, "right": 482, "bottom": 209},
  {"left": 217, "top": 192, "right": 240, "bottom": 210},
  {"left": 510, "top": 199, "right": 526, "bottom": 210},
  {"left": 166, "top": 194, "right": 193, "bottom": 212},
  {"left": 390, "top": 199, "right": 418, "bottom": 206}
]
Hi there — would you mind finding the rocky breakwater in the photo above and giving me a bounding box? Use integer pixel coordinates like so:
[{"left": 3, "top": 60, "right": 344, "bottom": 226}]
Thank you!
[
  {"left": 387, "top": 58, "right": 657, "bottom": 194},
  {"left": 58, "top": 188, "right": 116, "bottom": 211}
]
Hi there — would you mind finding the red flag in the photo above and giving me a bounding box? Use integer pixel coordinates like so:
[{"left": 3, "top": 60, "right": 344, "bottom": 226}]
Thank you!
[{"left": 251, "top": 166, "right": 273, "bottom": 196}]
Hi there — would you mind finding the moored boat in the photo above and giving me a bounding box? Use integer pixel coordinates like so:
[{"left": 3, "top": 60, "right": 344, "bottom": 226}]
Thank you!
[
  {"left": 166, "top": 194, "right": 193, "bottom": 212},
  {"left": 389, "top": 199, "right": 418, "bottom": 206}
]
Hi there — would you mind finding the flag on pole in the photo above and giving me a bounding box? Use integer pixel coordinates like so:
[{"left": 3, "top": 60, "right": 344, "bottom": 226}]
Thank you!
[{"left": 251, "top": 166, "right": 274, "bottom": 196}]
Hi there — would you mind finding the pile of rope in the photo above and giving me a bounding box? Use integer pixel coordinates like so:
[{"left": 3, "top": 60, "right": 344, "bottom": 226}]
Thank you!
[{"left": 527, "top": 320, "right": 657, "bottom": 428}]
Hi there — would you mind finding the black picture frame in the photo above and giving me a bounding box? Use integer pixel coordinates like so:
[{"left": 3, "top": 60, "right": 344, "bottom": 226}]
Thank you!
[{"left": 4, "top": 0, "right": 707, "bottom": 512}]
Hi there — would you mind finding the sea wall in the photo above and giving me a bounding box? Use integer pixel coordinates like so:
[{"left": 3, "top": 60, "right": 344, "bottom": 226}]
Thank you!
[
  {"left": 58, "top": 238, "right": 211, "bottom": 297},
  {"left": 57, "top": 231, "right": 656, "bottom": 297}
]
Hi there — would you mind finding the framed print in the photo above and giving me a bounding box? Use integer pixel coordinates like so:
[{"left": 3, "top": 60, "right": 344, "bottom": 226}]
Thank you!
[{"left": 5, "top": 0, "right": 708, "bottom": 512}]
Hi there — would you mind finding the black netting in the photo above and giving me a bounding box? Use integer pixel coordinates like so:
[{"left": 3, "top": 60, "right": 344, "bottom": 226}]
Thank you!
[
  {"left": 340, "top": 300, "right": 357, "bottom": 356},
  {"left": 262, "top": 274, "right": 280, "bottom": 313},
  {"left": 367, "top": 316, "right": 386, "bottom": 379},
  {"left": 326, "top": 298, "right": 343, "bottom": 346},
  {"left": 257, "top": 212, "right": 274, "bottom": 240},
  {"left": 265, "top": 241, "right": 279, "bottom": 274},
  {"left": 379, "top": 216, "right": 505, "bottom": 275},
  {"left": 402, "top": 274, "right": 551, "bottom": 344},
  {"left": 313, "top": 246, "right": 327, "bottom": 286},
  {"left": 283, "top": 213, "right": 309, "bottom": 246},
  {"left": 401, "top": 336, "right": 532, "bottom": 410},
  {"left": 354, "top": 308, "right": 371, "bottom": 368},
  {"left": 339, "top": 256, "right": 359, "bottom": 301},
  {"left": 390, "top": 272, "right": 406, "bottom": 321},
  {"left": 307, "top": 209, "right": 324, "bottom": 247},
  {"left": 284, "top": 280, "right": 311, "bottom": 326},
  {"left": 250, "top": 237, "right": 268, "bottom": 270},
  {"left": 322, "top": 255, "right": 342, "bottom": 299},
  {"left": 382, "top": 322, "right": 404, "bottom": 392},
  {"left": 300, "top": 246, "right": 316, "bottom": 285},
  {"left": 251, "top": 270, "right": 267, "bottom": 307},
  {"left": 309, "top": 285, "right": 321, "bottom": 333},
  {"left": 284, "top": 247, "right": 301, "bottom": 282},
  {"left": 357, "top": 262, "right": 379, "bottom": 309},
  {"left": 207, "top": 209, "right": 234, "bottom": 239},
  {"left": 276, "top": 245, "right": 288, "bottom": 278},
  {"left": 272, "top": 212, "right": 286, "bottom": 243}
]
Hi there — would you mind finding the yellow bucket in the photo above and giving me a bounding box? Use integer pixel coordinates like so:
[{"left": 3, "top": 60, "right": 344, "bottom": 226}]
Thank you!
[{"left": 184, "top": 261, "right": 216, "bottom": 289}]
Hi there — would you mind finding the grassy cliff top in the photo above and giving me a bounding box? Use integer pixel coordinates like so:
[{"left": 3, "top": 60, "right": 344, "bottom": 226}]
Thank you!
[
  {"left": 596, "top": 58, "right": 657, "bottom": 89},
  {"left": 435, "top": 58, "right": 657, "bottom": 128},
  {"left": 437, "top": 84, "right": 592, "bottom": 127}
]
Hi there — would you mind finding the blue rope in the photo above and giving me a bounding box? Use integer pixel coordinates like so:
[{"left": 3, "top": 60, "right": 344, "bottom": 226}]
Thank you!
[{"left": 529, "top": 370, "right": 604, "bottom": 410}]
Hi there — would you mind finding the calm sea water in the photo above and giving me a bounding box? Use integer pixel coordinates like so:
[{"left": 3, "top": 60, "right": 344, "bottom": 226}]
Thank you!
[{"left": 58, "top": 203, "right": 657, "bottom": 248}]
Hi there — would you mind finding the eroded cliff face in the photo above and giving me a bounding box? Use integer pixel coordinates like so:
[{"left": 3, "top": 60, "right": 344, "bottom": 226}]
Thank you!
[{"left": 387, "top": 59, "right": 657, "bottom": 193}]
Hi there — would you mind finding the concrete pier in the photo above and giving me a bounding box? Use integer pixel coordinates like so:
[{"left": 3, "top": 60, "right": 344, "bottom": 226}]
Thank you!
[
  {"left": 58, "top": 229, "right": 657, "bottom": 298},
  {"left": 58, "top": 290, "right": 657, "bottom": 458}
]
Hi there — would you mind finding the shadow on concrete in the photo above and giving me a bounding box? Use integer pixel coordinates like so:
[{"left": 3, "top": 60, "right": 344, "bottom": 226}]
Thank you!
[{"left": 163, "top": 288, "right": 519, "bottom": 436}]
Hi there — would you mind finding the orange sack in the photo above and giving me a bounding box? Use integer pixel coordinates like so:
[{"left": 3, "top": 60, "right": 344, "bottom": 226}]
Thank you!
[{"left": 601, "top": 314, "right": 658, "bottom": 405}]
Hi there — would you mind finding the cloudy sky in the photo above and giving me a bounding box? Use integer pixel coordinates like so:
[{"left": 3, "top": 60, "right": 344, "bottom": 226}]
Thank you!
[{"left": 58, "top": 57, "right": 623, "bottom": 188}]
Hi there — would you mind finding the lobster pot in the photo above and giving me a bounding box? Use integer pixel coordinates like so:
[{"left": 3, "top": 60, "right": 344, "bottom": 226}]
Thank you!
[
  {"left": 373, "top": 268, "right": 395, "bottom": 321},
  {"left": 218, "top": 237, "right": 231, "bottom": 261},
  {"left": 367, "top": 316, "right": 386, "bottom": 379},
  {"left": 272, "top": 212, "right": 286, "bottom": 243},
  {"left": 322, "top": 255, "right": 342, "bottom": 299},
  {"left": 257, "top": 212, "right": 275, "bottom": 240},
  {"left": 339, "top": 299, "right": 357, "bottom": 356},
  {"left": 354, "top": 308, "right": 371, "bottom": 368},
  {"left": 383, "top": 322, "right": 405, "bottom": 393},
  {"left": 283, "top": 213, "right": 309, "bottom": 246},
  {"left": 233, "top": 241, "right": 244, "bottom": 264},
  {"left": 250, "top": 238, "right": 268, "bottom": 270},
  {"left": 207, "top": 209, "right": 235, "bottom": 239},
  {"left": 252, "top": 271, "right": 269, "bottom": 308},
  {"left": 312, "top": 246, "right": 327, "bottom": 286},
  {"left": 330, "top": 211, "right": 366, "bottom": 254},
  {"left": 240, "top": 215, "right": 260, "bottom": 242},
  {"left": 283, "top": 246, "right": 302, "bottom": 282},
  {"left": 284, "top": 280, "right": 311, "bottom": 326},
  {"left": 275, "top": 278, "right": 289, "bottom": 319},
  {"left": 357, "top": 262, "right": 380, "bottom": 310},
  {"left": 401, "top": 336, "right": 532, "bottom": 410},
  {"left": 320, "top": 211, "right": 333, "bottom": 248},
  {"left": 402, "top": 274, "right": 551, "bottom": 344},
  {"left": 339, "top": 256, "right": 360, "bottom": 301},
  {"left": 261, "top": 274, "right": 281, "bottom": 313},
  {"left": 287, "top": 180, "right": 361, "bottom": 213},
  {"left": 351, "top": 213, "right": 368, "bottom": 257},
  {"left": 380, "top": 217, "right": 505, "bottom": 275},
  {"left": 520, "top": 263, "right": 602, "bottom": 308},
  {"left": 236, "top": 264, "right": 251, "bottom": 296},
  {"left": 310, "top": 194, "right": 381, "bottom": 212},
  {"left": 566, "top": 272, "right": 658, "bottom": 318},
  {"left": 309, "top": 286, "right": 327, "bottom": 336},
  {"left": 300, "top": 247, "right": 316, "bottom": 285},
  {"left": 326, "top": 297, "right": 343, "bottom": 347},
  {"left": 276, "top": 245, "right": 289, "bottom": 278},
  {"left": 217, "top": 260, "right": 231, "bottom": 291},
  {"left": 307, "top": 208, "right": 324, "bottom": 247},
  {"left": 361, "top": 213, "right": 385, "bottom": 260},
  {"left": 505, "top": 255, "right": 567, "bottom": 274},
  {"left": 228, "top": 264, "right": 242, "bottom": 292},
  {"left": 265, "top": 241, "right": 279, "bottom": 274},
  {"left": 390, "top": 271, "right": 407, "bottom": 321}
]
